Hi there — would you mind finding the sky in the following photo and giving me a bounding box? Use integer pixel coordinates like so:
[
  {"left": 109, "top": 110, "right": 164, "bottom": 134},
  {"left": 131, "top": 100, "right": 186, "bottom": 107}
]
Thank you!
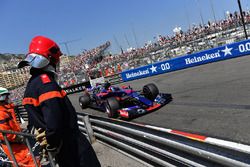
[{"left": 0, "top": 0, "right": 249, "bottom": 55}]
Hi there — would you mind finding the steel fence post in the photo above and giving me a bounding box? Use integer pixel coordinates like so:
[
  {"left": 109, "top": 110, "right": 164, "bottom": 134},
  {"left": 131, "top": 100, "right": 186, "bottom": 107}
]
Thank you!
[
  {"left": 24, "top": 137, "right": 39, "bottom": 167},
  {"left": 3, "top": 134, "right": 18, "bottom": 167},
  {"left": 82, "top": 115, "right": 96, "bottom": 144},
  {"left": 47, "top": 151, "right": 57, "bottom": 167}
]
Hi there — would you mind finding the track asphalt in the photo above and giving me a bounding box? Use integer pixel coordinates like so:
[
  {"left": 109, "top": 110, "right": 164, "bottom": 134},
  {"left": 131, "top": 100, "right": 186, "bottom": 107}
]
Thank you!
[{"left": 69, "top": 55, "right": 250, "bottom": 145}]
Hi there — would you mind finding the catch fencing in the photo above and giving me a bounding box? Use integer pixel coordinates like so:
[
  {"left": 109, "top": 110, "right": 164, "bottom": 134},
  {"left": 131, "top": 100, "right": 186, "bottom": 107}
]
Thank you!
[{"left": 7, "top": 106, "right": 250, "bottom": 167}]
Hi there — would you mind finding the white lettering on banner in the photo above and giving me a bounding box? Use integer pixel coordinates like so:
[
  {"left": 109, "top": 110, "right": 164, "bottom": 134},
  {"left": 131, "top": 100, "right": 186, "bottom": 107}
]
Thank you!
[
  {"left": 185, "top": 52, "right": 221, "bottom": 65},
  {"left": 126, "top": 69, "right": 149, "bottom": 79},
  {"left": 161, "top": 63, "right": 171, "bottom": 71},
  {"left": 239, "top": 42, "right": 250, "bottom": 52}
]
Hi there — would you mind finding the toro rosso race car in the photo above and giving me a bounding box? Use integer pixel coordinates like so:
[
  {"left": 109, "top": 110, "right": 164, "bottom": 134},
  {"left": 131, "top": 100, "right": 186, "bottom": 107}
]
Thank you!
[{"left": 79, "top": 82, "right": 172, "bottom": 119}]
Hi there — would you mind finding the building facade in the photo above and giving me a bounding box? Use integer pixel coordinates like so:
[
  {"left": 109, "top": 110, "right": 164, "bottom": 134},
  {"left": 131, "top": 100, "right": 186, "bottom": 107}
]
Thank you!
[{"left": 0, "top": 67, "right": 30, "bottom": 89}]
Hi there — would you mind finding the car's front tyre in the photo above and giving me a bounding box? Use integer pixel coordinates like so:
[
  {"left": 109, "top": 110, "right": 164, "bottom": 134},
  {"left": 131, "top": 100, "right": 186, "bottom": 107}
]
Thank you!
[
  {"left": 79, "top": 92, "right": 91, "bottom": 109},
  {"left": 105, "top": 97, "right": 120, "bottom": 118},
  {"left": 143, "top": 83, "right": 159, "bottom": 101}
]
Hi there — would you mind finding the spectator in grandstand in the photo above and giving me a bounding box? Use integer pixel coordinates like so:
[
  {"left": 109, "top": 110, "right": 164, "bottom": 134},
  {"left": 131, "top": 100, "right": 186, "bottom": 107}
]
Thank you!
[
  {"left": 18, "top": 36, "right": 101, "bottom": 167},
  {"left": 0, "top": 87, "right": 40, "bottom": 166}
]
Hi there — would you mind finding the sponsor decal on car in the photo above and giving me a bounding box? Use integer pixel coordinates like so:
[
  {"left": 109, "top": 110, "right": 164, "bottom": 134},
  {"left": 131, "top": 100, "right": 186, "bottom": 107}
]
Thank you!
[{"left": 119, "top": 110, "right": 129, "bottom": 118}]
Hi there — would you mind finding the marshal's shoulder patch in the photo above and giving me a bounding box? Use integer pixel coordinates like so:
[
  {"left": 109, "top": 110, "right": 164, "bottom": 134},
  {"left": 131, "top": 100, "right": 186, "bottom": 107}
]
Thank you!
[{"left": 40, "top": 74, "right": 51, "bottom": 84}]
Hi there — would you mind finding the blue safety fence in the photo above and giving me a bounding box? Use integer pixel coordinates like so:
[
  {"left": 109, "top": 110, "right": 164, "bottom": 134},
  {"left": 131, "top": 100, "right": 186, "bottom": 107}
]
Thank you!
[{"left": 121, "top": 39, "right": 250, "bottom": 82}]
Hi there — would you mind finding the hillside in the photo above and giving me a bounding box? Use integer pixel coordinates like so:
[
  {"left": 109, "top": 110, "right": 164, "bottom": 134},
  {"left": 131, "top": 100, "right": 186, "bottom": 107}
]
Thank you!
[{"left": 0, "top": 53, "right": 25, "bottom": 63}]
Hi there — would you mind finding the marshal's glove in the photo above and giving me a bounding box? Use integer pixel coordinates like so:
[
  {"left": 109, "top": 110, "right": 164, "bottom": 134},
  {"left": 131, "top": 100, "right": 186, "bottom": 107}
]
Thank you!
[{"left": 35, "top": 128, "right": 47, "bottom": 148}]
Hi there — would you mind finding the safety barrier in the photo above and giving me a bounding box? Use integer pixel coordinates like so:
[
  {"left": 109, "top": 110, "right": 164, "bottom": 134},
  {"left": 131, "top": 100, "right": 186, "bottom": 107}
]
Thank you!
[
  {"left": 13, "top": 106, "right": 250, "bottom": 166},
  {"left": 121, "top": 39, "right": 250, "bottom": 82},
  {"left": 76, "top": 113, "right": 250, "bottom": 167},
  {"left": 60, "top": 74, "right": 123, "bottom": 95},
  {"left": 104, "top": 73, "right": 123, "bottom": 85},
  {"left": 12, "top": 81, "right": 92, "bottom": 106},
  {"left": 62, "top": 81, "right": 91, "bottom": 95}
]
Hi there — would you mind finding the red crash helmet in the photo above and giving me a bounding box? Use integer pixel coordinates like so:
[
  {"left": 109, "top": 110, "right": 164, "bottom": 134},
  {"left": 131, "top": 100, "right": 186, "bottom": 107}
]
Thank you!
[{"left": 18, "top": 36, "right": 62, "bottom": 69}]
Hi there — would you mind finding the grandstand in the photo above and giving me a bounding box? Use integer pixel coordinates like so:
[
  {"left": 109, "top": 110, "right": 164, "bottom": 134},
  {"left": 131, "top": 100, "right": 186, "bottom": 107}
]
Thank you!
[
  {"left": 58, "top": 41, "right": 111, "bottom": 87},
  {"left": 0, "top": 10, "right": 249, "bottom": 103},
  {"left": 83, "top": 10, "right": 250, "bottom": 78}
]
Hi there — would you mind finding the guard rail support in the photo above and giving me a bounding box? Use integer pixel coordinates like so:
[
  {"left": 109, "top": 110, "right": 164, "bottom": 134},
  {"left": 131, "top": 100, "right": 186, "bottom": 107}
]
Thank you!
[
  {"left": 3, "top": 134, "right": 19, "bottom": 167},
  {"left": 80, "top": 115, "right": 96, "bottom": 144},
  {"left": 24, "top": 137, "right": 39, "bottom": 167}
]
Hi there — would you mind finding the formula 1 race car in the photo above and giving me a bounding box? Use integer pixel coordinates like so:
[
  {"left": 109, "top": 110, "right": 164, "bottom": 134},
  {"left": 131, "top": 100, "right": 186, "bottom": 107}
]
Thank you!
[{"left": 79, "top": 82, "right": 172, "bottom": 119}]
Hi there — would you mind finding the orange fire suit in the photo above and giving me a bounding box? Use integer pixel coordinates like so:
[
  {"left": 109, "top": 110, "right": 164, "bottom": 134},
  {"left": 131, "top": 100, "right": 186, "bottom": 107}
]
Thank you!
[{"left": 0, "top": 104, "right": 39, "bottom": 167}]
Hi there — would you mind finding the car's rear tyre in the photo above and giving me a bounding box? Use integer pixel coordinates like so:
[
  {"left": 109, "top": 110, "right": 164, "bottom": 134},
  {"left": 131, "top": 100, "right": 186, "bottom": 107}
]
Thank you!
[
  {"left": 79, "top": 92, "right": 91, "bottom": 109},
  {"left": 143, "top": 83, "right": 159, "bottom": 101},
  {"left": 105, "top": 97, "right": 120, "bottom": 118}
]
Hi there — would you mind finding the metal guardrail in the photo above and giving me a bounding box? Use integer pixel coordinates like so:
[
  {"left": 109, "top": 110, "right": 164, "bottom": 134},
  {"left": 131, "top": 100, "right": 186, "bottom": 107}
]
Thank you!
[
  {"left": 13, "top": 106, "right": 250, "bottom": 167},
  {"left": 56, "top": 74, "right": 123, "bottom": 96},
  {"left": 77, "top": 113, "right": 250, "bottom": 167},
  {"left": 62, "top": 81, "right": 91, "bottom": 95},
  {"left": 11, "top": 81, "right": 92, "bottom": 105},
  {"left": 60, "top": 74, "right": 123, "bottom": 95}
]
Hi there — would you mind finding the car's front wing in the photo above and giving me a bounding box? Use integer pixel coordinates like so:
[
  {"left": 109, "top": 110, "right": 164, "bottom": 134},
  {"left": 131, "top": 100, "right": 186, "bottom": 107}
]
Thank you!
[{"left": 118, "top": 93, "right": 172, "bottom": 118}]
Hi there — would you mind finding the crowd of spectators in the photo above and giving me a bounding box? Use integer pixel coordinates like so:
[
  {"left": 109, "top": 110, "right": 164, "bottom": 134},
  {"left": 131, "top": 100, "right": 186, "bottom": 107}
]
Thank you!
[
  {"left": 86, "top": 10, "right": 250, "bottom": 79},
  {"left": 157, "top": 10, "right": 250, "bottom": 47},
  {"left": 9, "top": 85, "right": 26, "bottom": 104},
  {"left": 7, "top": 10, "right": 250, "bottom": 102},
  {"left": 58, "top": 41, "right": 110, "bottom": 86}
]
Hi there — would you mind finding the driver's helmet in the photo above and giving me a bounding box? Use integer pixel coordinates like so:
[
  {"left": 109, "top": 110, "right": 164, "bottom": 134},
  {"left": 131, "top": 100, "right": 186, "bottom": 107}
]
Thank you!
[
  {"left": 109, "top": 86, "right": 120, "bottom": 92},
  {"left": 103, "top": 81, "right": 111, "bottom": 90},
  {"left": 110, "top": 86, "right": 116, "bottom": 92},
  {"left": 0, "top": 87, "right": 10, "bottom": 102}
]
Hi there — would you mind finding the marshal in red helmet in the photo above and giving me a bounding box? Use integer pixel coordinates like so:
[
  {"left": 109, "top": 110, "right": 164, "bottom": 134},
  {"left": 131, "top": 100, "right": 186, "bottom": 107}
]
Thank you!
[
  {"left": 18, "top": 36, "right": 101, "bottom": 166},
  {"left": 18, "top": 36, "right": 62, "bottom": 70}
]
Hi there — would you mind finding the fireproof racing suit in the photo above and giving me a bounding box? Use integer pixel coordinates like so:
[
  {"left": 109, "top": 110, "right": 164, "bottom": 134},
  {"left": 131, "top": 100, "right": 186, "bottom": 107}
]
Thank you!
[
  {"left": 0, "top": 103, "right": 38, "bottom": 167},
  {"left": 22, "top": 69, "right": 100, "bottom": 167}
]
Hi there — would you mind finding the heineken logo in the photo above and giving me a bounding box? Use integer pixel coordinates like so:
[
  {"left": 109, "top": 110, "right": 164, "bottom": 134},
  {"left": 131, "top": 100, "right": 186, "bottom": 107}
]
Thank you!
[
  {"left": 125, "top": 69, "right": 149, "bottom": 79},
  {"left": 185, "top": 52, "right": 221, "bottom": 65}
]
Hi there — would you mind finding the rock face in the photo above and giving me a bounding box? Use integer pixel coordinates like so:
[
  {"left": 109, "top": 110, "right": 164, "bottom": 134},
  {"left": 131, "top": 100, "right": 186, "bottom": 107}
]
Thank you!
[
  {"left": 0, "top": 53, "right": 24, "bottom": 63},
  {"left": 0, "top": 54, "right": 25, "bottom": 71}
]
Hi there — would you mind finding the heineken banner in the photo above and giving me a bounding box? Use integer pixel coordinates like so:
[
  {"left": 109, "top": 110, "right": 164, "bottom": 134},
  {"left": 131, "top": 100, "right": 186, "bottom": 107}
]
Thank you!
[{"left": 121, "top": 39, "right": 250, "bottom": 82}]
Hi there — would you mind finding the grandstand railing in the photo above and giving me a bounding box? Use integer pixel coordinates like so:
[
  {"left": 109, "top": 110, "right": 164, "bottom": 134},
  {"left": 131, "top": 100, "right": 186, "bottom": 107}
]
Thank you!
[{"left": 13, "top": 106, "right": 250, "bottom": 167}]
